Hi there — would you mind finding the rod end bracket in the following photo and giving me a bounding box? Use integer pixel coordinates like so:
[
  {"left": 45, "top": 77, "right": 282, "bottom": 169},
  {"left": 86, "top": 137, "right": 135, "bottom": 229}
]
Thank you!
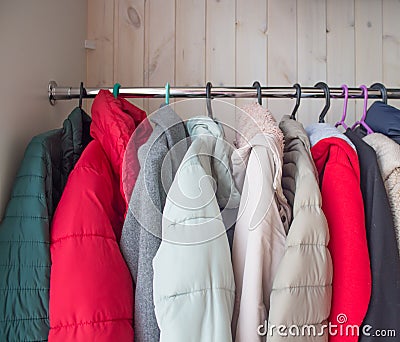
[{"left": 48, "top": 81, "right": 57, "bottom": 105}]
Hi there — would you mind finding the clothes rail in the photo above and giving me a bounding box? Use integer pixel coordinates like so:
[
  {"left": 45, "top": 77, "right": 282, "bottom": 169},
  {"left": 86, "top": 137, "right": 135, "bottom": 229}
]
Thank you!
[{"left": 48, "top": 80, "right": 400, "bottom": 105}]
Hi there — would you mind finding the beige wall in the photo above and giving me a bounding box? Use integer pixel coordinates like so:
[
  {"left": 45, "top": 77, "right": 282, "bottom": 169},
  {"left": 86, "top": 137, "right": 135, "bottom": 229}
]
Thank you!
[
  {"left": 0, "top": 0, "right": 88, "bottom": 218},
  {"left": 87, "top": 0, "right": 400, "bottom": 131}
]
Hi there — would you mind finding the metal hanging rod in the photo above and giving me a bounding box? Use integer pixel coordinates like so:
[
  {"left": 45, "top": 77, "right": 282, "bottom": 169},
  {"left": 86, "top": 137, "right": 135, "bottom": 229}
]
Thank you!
[{"left": 48, "top": 80, "right": 400, "bottom": 105}]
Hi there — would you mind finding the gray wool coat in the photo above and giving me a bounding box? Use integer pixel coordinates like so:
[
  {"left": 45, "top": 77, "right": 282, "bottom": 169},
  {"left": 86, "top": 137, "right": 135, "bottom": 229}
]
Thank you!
[{"left": 120, "top": 105, "right": 189, "bottom": 342}]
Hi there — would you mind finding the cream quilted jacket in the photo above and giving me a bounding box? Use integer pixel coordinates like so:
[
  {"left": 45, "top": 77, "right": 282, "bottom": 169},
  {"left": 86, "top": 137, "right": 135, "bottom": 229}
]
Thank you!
[
  {"left": 364, "top": 132, "right": 400, "bottom": 255},
  {"left": 267, "top": 115, "right": 333, "bottom": 342}
]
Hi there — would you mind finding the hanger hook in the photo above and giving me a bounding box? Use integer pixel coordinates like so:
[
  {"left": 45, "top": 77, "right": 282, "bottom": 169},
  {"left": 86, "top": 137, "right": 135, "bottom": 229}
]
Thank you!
[
  {"left": 165, "top": 82, "right": 170, "bottom": 105},
  {"left": 252, "top": 81, "right": 262, "bottom": 105},
  {"left": 290, "top": 83, "right": 301, "bottom": 120},
  {"left": 113, "top": 83, "right": 121, "bottom": 99},
  {"left": 370, "top": 82, "right": 387, "bottom": 104},
  {"left": 350, "top": 85, "right": 374, "bottom": 134},
  {"left": 315, "top": 82, "right": 331, "bottom": 123},
  {"left": 360, "top": 84, "right": 369, "bottom": 121},
  {"left": 79, "top": 82, "right": 86, "bottom": 109},
  {"left": 206, "top": 82, "right": 213, "bottom": 118},
  {"left": 334, "top": 84, "right": 349, "bottom": 129}
]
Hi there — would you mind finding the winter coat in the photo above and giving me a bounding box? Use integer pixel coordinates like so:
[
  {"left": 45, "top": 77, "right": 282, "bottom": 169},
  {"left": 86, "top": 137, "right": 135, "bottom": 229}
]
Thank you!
[
  {"left": 267, "top": 116, "right": 333, "bottom": 342},
  {"left": 363, "top": 132, "right": 400, "bottom": 254},
  {"left": 306, "top": 124, "right": 371, "bottom": 342},
  {"left": 230, "top": 104, "right": 291, "bottom": 342},
  {"left": 153, "top": 117, "right": 241, "bottom": 342},
  {"left": 49, "top": 90, "right": 151, "bottom": 341},
  {"left": 346, "top": 129, "right": 400, "bottom": 342},
  {"left": 0, "top": 107, "right": 91, "bottom": 342},
  {"left": 365, "top": 101, "right": 400, "bottom": 144},
  {"left": 120, "top": 105, "right": 189, "bottom": 342}
]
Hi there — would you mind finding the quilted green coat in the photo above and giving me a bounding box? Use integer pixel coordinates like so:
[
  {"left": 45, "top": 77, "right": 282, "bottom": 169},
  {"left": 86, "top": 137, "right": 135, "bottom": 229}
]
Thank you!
[{"left": 0, "top": 107, "right": 91, "bottom": 341}]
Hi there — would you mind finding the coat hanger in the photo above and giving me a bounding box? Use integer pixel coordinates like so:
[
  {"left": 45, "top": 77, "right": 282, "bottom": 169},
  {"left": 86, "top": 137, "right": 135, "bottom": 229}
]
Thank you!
[
  {"left": 334, "top": 84, "right": 349, "bottom": 129},
  {"left": 206, "top": 82, "right": 214, "bottom": 119},
  {"left": 165, "top": 82, "right": 170, "bottom": 105},
  {"left": 351, "top": 85, "right": 374, "bottom": 134},
  {"left": 252, "top": 81, "right": 262, "bottom": 106},
  {"left": 113, "top": 83, "right": 121, "bottom": 99},
  {"left": 79, "top": 82, "right": 86, "bottom": 110},
  {"left": 315, "top": 82, "right": 330, "bottom": 123},
  {"left": 370, "top": 82, "right": 388, "bottom": 104},
  {"left": 290, "top": 83, "right": 301, "bottom": 120}
]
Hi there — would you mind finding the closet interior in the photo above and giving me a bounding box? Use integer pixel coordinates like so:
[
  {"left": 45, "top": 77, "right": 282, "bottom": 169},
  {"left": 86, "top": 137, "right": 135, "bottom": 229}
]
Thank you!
[{"left": 1, "top": 1, "right": 400, "bottom": 341}]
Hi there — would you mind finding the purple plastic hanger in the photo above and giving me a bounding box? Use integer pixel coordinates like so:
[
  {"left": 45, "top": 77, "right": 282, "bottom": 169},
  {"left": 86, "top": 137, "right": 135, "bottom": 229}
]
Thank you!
[
  {"left": 351, "top": 85, "right": 374, "bottom": 134},
  {"left": 335, "top": 84, "right": 349, "bottom": 129}
]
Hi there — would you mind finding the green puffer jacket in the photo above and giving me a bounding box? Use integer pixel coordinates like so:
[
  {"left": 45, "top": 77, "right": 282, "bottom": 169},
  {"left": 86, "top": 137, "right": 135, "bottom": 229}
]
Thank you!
[{"left": 0, "top": 107, "right": 91, "bottom": 341}]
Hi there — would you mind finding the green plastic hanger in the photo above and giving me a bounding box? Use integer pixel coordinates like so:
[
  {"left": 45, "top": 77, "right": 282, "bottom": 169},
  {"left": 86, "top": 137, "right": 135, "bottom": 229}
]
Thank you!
[
  {"left": 113, "top": 83, "right": 121, "bottom": 98},
  {"left": 165, "top": 82, "right": 170, "bottom": 105}
]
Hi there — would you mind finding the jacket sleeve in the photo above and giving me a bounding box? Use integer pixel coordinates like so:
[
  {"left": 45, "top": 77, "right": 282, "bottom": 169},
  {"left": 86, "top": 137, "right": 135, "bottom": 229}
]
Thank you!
[
  {"left": 0, "top": 136, "right": 53, "bottom": 341},
  {"left": 49, "top": 142, "right": 134, "bottom": 342},
  {"left": 318, "top": 146, "right": 371, "bottom": 342}
]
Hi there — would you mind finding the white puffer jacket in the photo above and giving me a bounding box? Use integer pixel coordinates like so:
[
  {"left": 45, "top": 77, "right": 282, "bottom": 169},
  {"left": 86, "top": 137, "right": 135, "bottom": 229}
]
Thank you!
[{"left": 153, "top": 117, "right": 241, "bottom": 342}]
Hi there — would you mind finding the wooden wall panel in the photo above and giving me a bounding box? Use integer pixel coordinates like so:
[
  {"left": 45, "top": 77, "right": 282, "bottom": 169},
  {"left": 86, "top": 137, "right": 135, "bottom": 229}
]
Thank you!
[
  {"left": 327, "top": 0, "right": 356, "bottom": 125},
  {"left": 235, "top": 0, "right": 268, "bottom": 142},
  {"left": 267, "top": 0, "right": 297, "bottom": 120},
  {"left": 87, "top": 0, "right": 114, "bottom": 87},
  {"left": 175, "top": 0, "right": 206, "bottom": 121},
  {"left": 206, "top": 0, "right": 236, "bottom": 143},
  {"left": 297, "top": 0, "right": 327, "bottom": 126},
  {"left": 236, "top": 0, "right": 268, "bottom": 105},
  {"left": 383, "top": 0, "right": 400, "bottom": 109},
  {"left": 114, "top": 0, "right": 145, "bottom": 109},
  {"left": 87, "top": 0, "right": 115, "bottom": 112},
  {"left": 144, "top": 0, "right": 175, "bottom": 115},
  {"left": 355, "top": 0, "right": 383, "bottom": 117},
  {"left": 86, "top": 0, "right": 397, "bottom": 133}
]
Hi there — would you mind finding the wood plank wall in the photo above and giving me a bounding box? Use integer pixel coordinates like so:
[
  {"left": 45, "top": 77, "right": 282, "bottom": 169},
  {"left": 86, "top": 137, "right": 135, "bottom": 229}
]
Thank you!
[{"left": 87, "top": 0, "right": 400, "bottom": 129}]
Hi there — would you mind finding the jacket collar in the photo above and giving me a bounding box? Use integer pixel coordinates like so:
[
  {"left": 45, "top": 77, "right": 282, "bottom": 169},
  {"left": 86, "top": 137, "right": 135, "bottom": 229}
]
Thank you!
[
  {"left": 232, "top": 104, "right": 286, "bottom": 203},
  {"left": 311, "top": 136, "right": 360, "bottom": 183},
  {"left": 61, "top": 107, "right": 92, "bottom": 173},
  {"left": 186, "top": 117, "right": 241, "bottom": 209},
  {"left": 366, "top": 101, "right": 400, "bottom": 144},
  {"left": 306, "top": 122, "right": 356, "bottom": 151},
  {"left": 150, "top": 105, "right": 189, "bottom": 168},
  {"left": 363, "top": 132, "right": 400, "bottom": 180},
  {"left": 232, "top": 133, "right": 286, "bottom": 203},
  {"left": 235, "top": 103, "right": 284, "bottom": 153},
  {"left": 91, "top": 90, "right": 151, "bottom": 202},
  {"left": 279, "top": 115, "right": 311, "bottom": 151}
]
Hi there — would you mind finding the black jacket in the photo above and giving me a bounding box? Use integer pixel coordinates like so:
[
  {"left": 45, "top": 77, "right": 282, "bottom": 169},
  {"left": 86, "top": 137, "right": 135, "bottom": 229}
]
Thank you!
[{"left": 345, "top": 128, "right": 400, "bottom": 341}]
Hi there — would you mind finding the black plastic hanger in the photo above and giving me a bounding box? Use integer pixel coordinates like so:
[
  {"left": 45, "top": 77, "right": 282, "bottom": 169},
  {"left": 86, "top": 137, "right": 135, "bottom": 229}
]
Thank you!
[
  {"left": 79, "top": 82, "right": 86, "bottom": 109},
  {"left": 252, "top": 81, "right": 262, "bottom": 105},
  {"left": 206, "top": 82, "right": 213, "bottom": 119},
  {"left": 290, "top": 83, "right": 301, "bottom": 120},
  {"left": 315, "top": 82, "right": 331, "bottom": 123},
  {"left": 370, "top": 83, "right": 388, "bottom": 104}
]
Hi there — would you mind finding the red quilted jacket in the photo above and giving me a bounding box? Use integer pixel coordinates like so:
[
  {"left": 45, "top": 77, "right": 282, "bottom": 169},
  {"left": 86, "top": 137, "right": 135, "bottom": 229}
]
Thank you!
[
  {"left": 49, "top": 90, "right": 151, "bottom": 341},
  {"left": 311, "top": 137, "right": 371, "bottom": 342}
]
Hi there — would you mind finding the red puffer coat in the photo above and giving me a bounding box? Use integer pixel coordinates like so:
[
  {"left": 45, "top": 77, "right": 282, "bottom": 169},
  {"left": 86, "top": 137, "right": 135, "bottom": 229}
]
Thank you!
[
  {"left": 311, "top": 137, "right": 371, "bottom": 342},
  {"left": 49, "top": 90, "right": 151, "bottom": 341}
]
